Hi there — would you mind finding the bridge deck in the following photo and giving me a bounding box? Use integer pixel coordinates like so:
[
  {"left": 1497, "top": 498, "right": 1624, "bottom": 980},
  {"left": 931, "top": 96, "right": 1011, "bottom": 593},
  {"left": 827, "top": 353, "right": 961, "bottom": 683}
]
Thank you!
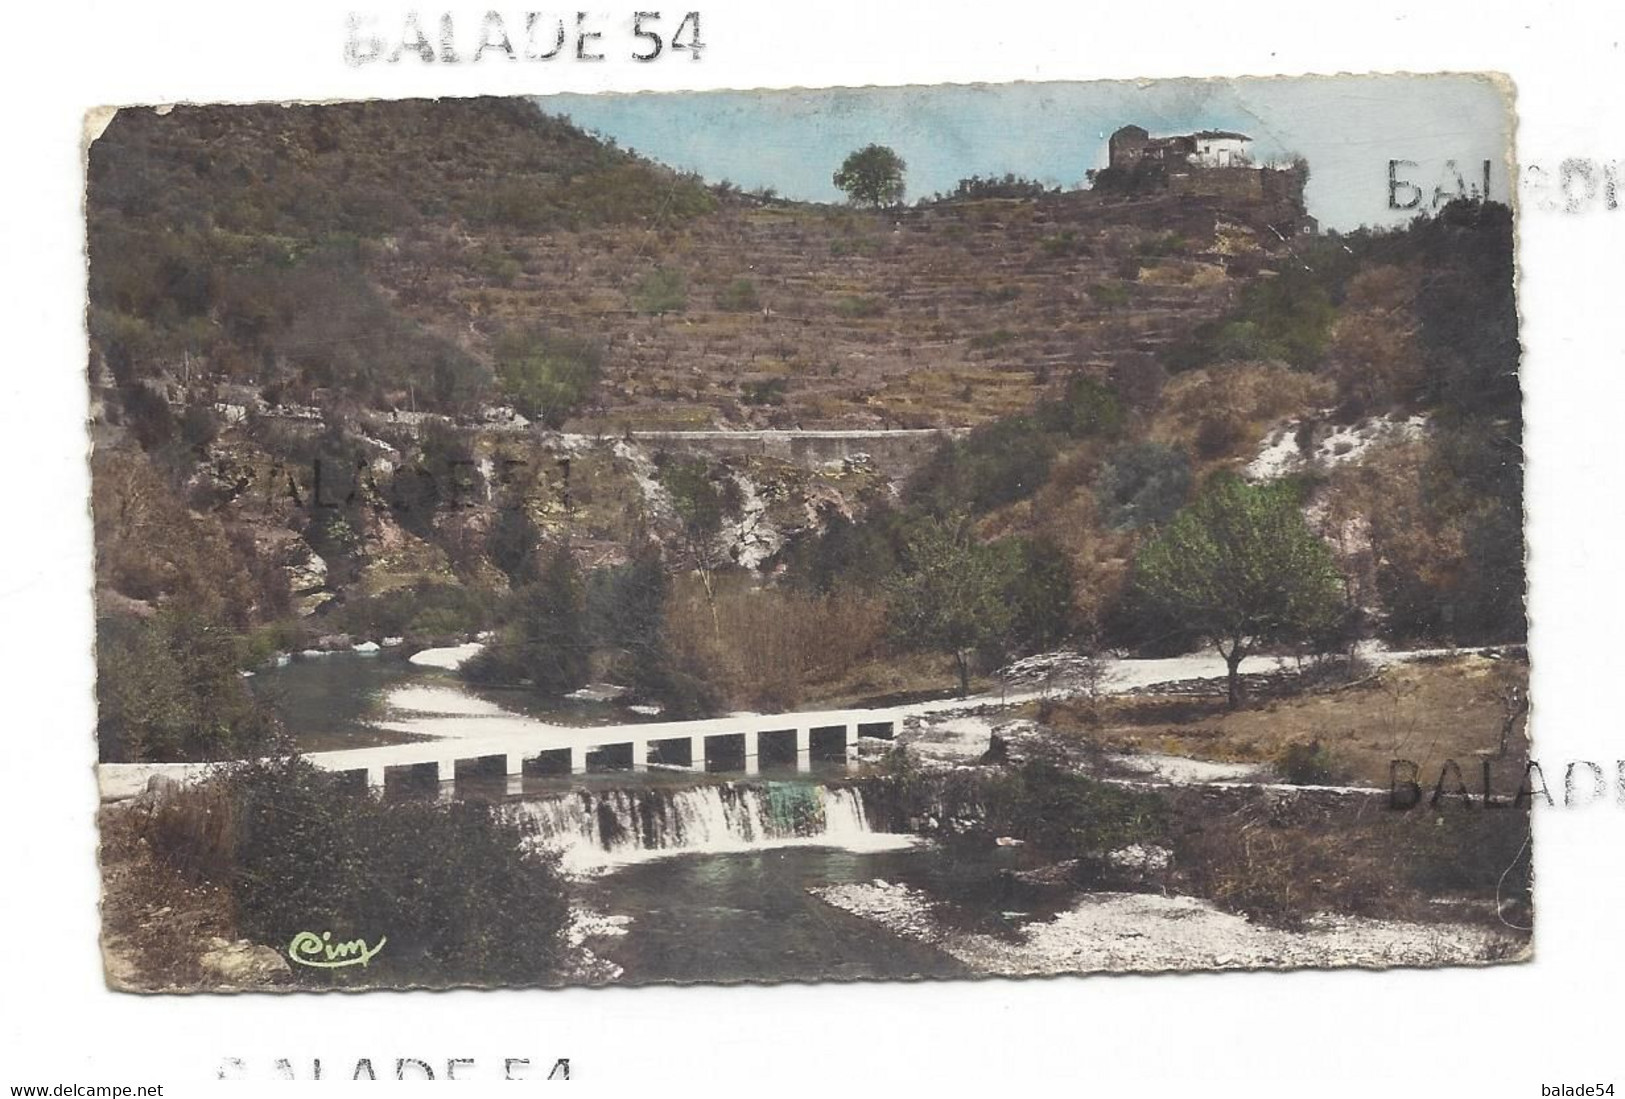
[{"left": 96, "top": 706, "right": 906, "bottom": 801}]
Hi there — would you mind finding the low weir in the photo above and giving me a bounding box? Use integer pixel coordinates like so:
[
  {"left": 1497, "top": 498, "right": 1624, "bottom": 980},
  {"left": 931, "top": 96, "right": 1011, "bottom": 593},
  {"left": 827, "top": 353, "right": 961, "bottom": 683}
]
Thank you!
[{"left": 510, "top": 781, "right": 901, "bottom": 871}]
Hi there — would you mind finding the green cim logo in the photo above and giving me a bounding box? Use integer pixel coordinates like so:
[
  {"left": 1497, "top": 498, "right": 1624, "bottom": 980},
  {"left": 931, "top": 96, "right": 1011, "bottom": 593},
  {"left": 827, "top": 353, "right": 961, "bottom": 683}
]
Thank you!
[{"left": 287, "top": 930, "right": 387, "bottom": 969}]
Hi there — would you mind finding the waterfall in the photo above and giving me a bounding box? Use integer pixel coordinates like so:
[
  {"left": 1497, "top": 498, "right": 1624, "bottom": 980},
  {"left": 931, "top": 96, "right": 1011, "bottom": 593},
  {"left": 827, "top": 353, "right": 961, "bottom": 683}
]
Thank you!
[{"left": 510, "top": 781, "right": 915, "bottom": 872}]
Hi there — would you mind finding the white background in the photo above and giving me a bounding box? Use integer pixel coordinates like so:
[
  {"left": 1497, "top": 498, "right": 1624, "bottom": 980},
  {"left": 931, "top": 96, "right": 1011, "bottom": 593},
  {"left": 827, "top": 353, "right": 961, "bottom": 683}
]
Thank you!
[{"left": 1, "top": 1, "right": 1621, "bottom": 1093}]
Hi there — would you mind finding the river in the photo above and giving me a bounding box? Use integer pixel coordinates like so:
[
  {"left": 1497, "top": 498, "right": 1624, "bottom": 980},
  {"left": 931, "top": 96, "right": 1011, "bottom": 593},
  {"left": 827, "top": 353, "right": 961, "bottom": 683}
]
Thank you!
[{"left": 246, "top": 650, "right": 1018, "bottom": 984}]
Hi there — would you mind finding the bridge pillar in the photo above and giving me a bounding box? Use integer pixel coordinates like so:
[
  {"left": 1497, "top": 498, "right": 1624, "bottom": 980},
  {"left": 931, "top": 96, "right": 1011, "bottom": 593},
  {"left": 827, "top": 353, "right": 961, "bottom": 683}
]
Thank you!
[
  {"left": 796, "top": 727, "right": 811, "bottom": 773},
  {"left": 436, "top": 760, "right": 455, "bottom": 784},
  {"left": 366, "top": 765, "right": 386, "bottom": 791},
  {"left": 631, "top": 740, "right": 648, "bottom": 773},
  {"left": 745, "top": 730, "right": 760, "bottom": 776},
  {"left": 845, "top": 724, "right": 856, "bottom": 760},
  {"left": 505, "top": 752, "right": 523, "bottom": 777},
  {"left": 505, "top": 773, "right": 524, "bottom": 796},
  {"left": 570, "top": 748, "right": 587, "bottom": 776},
  {"left": 690, "top": 736, "right": 704, "bottom": 773}
]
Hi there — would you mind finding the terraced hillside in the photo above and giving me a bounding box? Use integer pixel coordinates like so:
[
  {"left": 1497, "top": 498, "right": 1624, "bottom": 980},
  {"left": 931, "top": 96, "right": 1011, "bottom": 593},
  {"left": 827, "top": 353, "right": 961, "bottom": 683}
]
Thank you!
[
  {"left": 371, "top": 188, "right": 1305, "bottom": 430},
  {"left": 88, "top": 98, "right": 1307, "bottom": 435}
]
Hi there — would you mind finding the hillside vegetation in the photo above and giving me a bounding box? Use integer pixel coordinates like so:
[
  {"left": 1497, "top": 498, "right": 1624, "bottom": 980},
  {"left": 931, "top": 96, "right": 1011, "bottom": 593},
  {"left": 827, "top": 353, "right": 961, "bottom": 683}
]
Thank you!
[{"left": 86, "top": 98, "right": 1522, "bottom": 761}]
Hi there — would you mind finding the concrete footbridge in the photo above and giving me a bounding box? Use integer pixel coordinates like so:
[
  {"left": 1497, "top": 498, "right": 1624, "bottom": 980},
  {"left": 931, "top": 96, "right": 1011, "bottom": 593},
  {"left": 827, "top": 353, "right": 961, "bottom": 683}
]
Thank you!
[
  {"left": 330, "top": 706, "right": 899, "bottom": 790},
  {"left": 97, "top": 705, "right": 904, "bottom": 802}
]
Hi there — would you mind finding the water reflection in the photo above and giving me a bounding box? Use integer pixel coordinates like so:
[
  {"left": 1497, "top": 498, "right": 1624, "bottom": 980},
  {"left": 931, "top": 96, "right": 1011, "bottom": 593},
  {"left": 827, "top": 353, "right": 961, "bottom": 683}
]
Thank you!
[{"left": 249, "top": 650, "right": 667, "bottom": 753}]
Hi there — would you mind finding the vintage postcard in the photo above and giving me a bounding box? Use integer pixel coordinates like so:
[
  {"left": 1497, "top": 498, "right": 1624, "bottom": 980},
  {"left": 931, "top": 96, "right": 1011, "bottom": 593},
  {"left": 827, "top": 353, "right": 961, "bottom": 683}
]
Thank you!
[{"left": 88, "top": 76, "right": 1529, "bottom": 991}]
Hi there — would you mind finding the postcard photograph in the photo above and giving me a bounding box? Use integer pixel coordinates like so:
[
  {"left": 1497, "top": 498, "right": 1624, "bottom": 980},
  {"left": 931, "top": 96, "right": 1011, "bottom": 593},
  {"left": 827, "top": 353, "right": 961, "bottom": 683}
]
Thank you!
[{"left": 87, "top": 76, "right": 1529, "bottom": 991}]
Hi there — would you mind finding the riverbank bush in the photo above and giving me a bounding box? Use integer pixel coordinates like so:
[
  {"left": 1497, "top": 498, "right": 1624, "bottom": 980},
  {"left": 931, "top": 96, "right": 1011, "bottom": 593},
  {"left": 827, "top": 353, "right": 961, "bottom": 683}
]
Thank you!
[
  {"left": 336, "top": 582, "right": 498, "bottom": 642},
  {"left": 982, "top": 761, "right": 1168, "bottom": 857},
  {"left": 1169, "top": 786, "right": 1531, "bottom": 929},
  {"left": 864, "top": 758, "right": 1167, "bottom": 861},
  {"left": 96, "top": 606, "right": 282, "bottom": 763},
  {"left": 137, "top": 758, "right": 573, "bottom": 987}
]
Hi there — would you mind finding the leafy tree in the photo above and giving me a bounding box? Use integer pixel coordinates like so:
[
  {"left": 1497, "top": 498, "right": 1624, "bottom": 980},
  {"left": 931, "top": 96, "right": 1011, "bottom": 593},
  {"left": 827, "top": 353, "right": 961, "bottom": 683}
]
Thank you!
[
  {"left": 1412, "top": 199, "right": 1520, "bottom": 419},
  {"left": 993, "top": 536, "right": 1076, "bottom": 655},
  {"left": 832, "top": 144, "right": 907, "bottom": 208},
  {"left": 655, "top": 455, "right": 743, "bottom": 630},
  {"left": 487, "top": 506, "right": 542, "bottom": 584},
  {"left": 464, "top": 545, "right": 589, "bottom": 694},
  {"left": 885, "top": 517, "right": 1015, "bottom": 697},
  {"left": 1132, "top": 475, "right": 1344, "bottom": 708},
  {"left": 1089, "top": 160, "right": 1169, "bottom": 196},
  {"left": 779, "top": 503, "right": 902, "bottom": 595},
  {"left": 493, "top": 328, "right": 602, "bottom": 428},
  {"left": 586, "top": 543, "right": 670, "bottom": 695}
]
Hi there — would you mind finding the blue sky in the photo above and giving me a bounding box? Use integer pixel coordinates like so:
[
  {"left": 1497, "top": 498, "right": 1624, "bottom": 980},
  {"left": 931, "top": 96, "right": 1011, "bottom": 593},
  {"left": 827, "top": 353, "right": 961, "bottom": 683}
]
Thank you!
[{"left": 536, "top": 75, "right": 1512, "bottom": 231}]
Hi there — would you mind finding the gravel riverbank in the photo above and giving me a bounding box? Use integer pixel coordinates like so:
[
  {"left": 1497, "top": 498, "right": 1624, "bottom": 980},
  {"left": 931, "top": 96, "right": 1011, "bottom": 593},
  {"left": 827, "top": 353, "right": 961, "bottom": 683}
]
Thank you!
[{"left": 811, "top": 882, "right": 1528, "bottom": 976}]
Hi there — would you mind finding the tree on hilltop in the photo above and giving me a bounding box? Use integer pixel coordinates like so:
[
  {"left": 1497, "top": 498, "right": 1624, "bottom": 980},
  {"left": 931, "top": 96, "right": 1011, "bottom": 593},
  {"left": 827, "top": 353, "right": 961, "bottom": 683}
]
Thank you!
[{"left": 833, "top": 145, "right": 907, "bottom": 208}]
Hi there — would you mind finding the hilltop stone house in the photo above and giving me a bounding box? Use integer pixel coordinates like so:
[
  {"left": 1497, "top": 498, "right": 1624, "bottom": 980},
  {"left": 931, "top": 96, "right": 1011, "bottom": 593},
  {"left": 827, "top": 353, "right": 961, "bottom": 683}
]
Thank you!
[
  {"left": 1096, "top": 124, "right": 1315, "bottom": 235},
  {"left": 1107, "top": 125, "right": 1255, "bottom": 171}
]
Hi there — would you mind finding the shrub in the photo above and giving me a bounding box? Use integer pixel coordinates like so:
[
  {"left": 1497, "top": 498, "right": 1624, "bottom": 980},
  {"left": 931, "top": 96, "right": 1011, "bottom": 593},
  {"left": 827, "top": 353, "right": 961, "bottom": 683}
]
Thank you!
[
  {"left": 486, "top": 506, "right": 542, "bottom": 583},
  {"left": 1096, "top": 441, "right": 1192, "bottom": 529},
  {"left": 833, "top": 295, "right": 887, "bottom": 319},
  {"left": 1136, "top": 231, "right": 1187, "bottom": 258},
  {"left": 1275, "top": 739, "right": 1345, "bottom": 785},
  {"left": 119, "top": 383, "right": 176, "bottom": 450},
  {"left": 741, "top": 377, "right": 788, "bottom": 406},
  {"left": 938, "top": 173, "right": 1054, "bottom": 201},
  {"left": 493, "top": 328, "right": 602, "bottom": 428},
  {"left": 993, "top": 536, "right": 1077, "bottom": 654},
  {"left": 144, "top": 758, "right": 572, "bottom": 987},
  {"left": 1036, "top": 375, "right": 1123, "bottom": 439},
  {"left": 716, "top": 277, "right": 761, "bottom": 312},
  {"left": 476, "top": 248, "right": 523, "bottom": 287},
  {"left": 659, "top": 576, "right": 887, "bottom": 712},
  {"left": 1040, "top": 231, "right": 1081, "bottom": 258},
  {"left": 906, "top": 416, "right": 1057, "bottom": 516},
  {"left": 630, "top": 268, "right": 687, "bottom": 315},
  {"left": 777, "top": 504, "right": 904, "bottom": 595},
  {"left": 983, "top": 761, "right": 1167, "bottom": 857},
  {"left": 1167, "top": 269, "right": 1337, "bottom": 372},
  {"left": 96, "top": 603, "right": 280, "bottom": 763},
  {"left": 1088, "top": 282, "right": 1131, "bottom": 308},
  {"left": 337, "top": 583, "right": 496, "bottom": 641},
  {"left": 655, "top": 455, "right": 743, "bottom": 536}
]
